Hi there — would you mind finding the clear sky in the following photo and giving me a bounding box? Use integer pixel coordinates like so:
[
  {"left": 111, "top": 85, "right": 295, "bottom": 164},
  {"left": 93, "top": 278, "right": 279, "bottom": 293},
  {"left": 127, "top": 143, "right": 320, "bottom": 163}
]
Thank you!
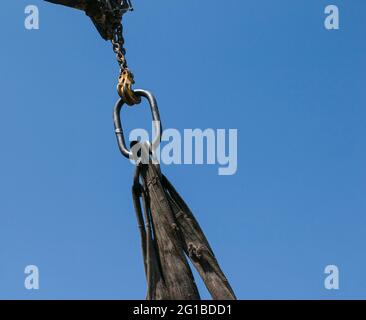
[{"left": 0, "top": 0, "right": 365, "bottom": 299}]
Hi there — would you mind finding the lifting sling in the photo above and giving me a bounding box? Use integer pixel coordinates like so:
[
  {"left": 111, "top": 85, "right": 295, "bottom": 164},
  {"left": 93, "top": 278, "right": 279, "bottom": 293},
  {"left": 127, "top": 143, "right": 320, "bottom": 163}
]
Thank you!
[{"left": 45, "top": 0, "right": 236, "bottom": 300}]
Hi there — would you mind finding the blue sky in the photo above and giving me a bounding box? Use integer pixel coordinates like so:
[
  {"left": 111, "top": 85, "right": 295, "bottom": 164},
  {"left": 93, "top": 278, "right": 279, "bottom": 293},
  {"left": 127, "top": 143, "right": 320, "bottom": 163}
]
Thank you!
[{"left": 0, "top": 0, "right": 365, "bottom": 299}]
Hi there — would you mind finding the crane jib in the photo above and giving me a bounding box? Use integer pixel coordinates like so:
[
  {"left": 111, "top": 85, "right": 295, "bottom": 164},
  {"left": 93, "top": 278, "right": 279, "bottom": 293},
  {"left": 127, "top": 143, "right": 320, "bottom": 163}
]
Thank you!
[{"left": 44, "top": 0, "right": 133, "bottom": 40}]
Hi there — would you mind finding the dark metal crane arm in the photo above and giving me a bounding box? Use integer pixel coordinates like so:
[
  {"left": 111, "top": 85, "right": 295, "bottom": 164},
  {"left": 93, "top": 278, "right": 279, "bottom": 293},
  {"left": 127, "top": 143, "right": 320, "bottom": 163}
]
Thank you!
[{"left": 44, "top": 0, "right": 133, "bottom": 40}]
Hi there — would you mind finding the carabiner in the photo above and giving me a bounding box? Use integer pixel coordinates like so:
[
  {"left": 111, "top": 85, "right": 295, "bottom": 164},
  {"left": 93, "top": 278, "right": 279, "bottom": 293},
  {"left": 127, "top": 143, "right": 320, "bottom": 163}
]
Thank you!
[{"left": 113, "top": 89, "right": 162, "bottom": 159}]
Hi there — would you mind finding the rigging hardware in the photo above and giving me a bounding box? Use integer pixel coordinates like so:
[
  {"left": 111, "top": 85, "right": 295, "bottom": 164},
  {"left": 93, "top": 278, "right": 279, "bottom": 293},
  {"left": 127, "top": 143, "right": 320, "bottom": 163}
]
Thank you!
[
  {"left": 45, "top": 0, "right": 139, "bottom": 104},
  {"left": 45, "top": 0, "right": 237, "bottom": 300}
]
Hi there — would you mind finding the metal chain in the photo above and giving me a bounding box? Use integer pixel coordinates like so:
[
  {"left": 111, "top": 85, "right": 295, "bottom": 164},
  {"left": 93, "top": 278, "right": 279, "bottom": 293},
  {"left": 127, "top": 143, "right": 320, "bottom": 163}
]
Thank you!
[
  {"left": 111, "top": 20, "right": 141, "bottom": 106},
  {"left": 112, "top": 23, "right": 127, "bottom": 71}
]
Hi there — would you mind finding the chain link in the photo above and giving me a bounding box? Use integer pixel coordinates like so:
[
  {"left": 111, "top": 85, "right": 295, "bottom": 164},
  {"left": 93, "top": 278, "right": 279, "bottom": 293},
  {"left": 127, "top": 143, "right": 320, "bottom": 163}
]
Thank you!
[
  {"left": 112, "top": 23, "right": 128, "bottom": 71},
  {"left": 111, "top": 18, "right": 141, "bottom": 106}
]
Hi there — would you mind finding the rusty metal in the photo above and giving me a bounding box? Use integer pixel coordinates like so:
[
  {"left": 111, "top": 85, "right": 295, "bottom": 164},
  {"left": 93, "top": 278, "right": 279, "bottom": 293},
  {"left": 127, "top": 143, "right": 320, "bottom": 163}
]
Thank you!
[
  {"left": 45, "top": 0, "right": 140, "bottom": 105},
  {"left": 44, "top": 0, "right": 133, "bottom": 40}
]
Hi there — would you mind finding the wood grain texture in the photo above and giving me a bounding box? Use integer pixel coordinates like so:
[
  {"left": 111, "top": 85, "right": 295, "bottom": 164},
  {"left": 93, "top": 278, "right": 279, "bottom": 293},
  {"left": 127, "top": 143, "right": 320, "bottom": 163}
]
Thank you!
[{"left": 132, "top": 162, "right": 236, "bottom": 300}]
